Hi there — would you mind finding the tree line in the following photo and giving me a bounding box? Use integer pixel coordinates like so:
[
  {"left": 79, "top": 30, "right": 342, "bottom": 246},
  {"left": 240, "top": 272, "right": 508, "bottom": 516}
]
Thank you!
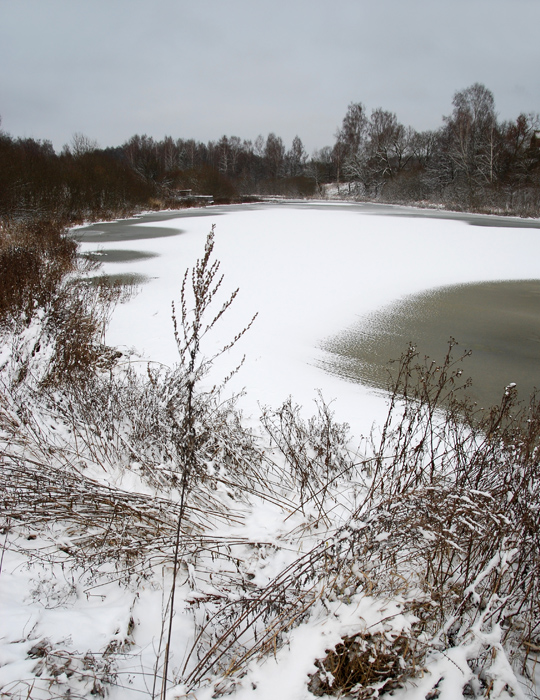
[
  {"left": 1, "top": 82, "right": 539, "bottom": 222},
  {"left": 330, "top": 83, "right": 540, "bottom": 215}
]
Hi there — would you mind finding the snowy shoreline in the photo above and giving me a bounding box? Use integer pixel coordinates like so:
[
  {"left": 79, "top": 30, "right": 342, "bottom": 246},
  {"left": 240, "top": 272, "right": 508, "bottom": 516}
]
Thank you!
[{"left": 2, "top": 202, "right": 540, "bottom": 700}]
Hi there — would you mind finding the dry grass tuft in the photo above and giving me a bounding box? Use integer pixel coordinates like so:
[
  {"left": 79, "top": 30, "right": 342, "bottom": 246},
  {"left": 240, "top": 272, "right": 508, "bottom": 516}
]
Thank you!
[{"left": 308, "top": 630, "right": 421, "bottom": 699}]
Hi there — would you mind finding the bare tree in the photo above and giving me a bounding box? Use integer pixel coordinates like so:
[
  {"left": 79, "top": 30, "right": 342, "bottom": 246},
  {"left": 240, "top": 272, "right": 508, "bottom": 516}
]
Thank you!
[
  {"left": 443, "top": 83, "right": 499, "bottom": 196},
  {"left": 286, "top": 135, "right": 307, "bottom": 177},
  {"left": 307, "top": 146, "right": 333, "bottom": 194},
  {"left": 365, "top": 109, "right": 412, "bottom": 192},
  {"left": 264, "top": 132, "right": 285, "bottom": 178},
  {"left": 69, "top": 132, "right": 99, "bottom": 157},
  {"left": 253, "top": 134, "right": 265, "bottom": 158},
  {"left": 335, "top": 102, "right": 368, "bottom": 190},
  {"left": 340, "top": 102, "right": 368, "bottom": 157}
]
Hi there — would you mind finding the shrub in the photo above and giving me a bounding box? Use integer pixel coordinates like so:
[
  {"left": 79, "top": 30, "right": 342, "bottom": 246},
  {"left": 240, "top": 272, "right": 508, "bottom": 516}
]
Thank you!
[{"left": 0, "top": 218, "right": 77, "bottom": 324}]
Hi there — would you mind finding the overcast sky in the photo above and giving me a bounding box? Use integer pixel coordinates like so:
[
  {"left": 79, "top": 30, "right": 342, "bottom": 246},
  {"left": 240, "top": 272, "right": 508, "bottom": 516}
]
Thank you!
[{"left": 1, "top": 0, "right": 539, "bottom": 154}]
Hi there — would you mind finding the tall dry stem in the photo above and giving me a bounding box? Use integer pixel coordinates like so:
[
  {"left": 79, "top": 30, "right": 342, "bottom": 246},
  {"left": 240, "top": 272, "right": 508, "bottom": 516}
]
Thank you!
[{"left": 160, "top": 225, "right": 256, "bottom": 700}]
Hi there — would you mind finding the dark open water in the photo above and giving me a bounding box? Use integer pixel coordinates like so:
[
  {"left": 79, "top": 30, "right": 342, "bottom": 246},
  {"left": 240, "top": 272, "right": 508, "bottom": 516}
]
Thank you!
[{"left": 322, "top": 279, "right": 540, "bottom": 407}]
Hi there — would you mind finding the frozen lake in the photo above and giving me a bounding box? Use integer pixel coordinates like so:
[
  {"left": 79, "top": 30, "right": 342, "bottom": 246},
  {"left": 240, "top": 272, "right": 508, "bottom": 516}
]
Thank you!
[{"left": 75, "top": 202, "right": 540, "bottom": 432}]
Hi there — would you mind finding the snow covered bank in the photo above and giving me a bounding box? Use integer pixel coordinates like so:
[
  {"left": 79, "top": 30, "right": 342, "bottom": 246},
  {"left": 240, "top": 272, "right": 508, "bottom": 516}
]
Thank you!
[{"left": 2, "top": 203, "right": 540, "bottom": 700}]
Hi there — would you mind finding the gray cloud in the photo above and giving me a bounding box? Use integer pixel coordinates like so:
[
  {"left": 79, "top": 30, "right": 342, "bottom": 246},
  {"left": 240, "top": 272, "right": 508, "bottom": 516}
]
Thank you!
[{"left": 1, "top": 0, "right": 539, "bottom": 153}]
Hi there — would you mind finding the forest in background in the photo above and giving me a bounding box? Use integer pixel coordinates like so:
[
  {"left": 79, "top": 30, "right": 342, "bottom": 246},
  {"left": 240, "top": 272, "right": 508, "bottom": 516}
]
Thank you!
[
  {"left": 1, "top": 82, "right": 540, "bottom": 223},
  {"left": 2, "top": 84, "right": 540, "bottom": 699}
]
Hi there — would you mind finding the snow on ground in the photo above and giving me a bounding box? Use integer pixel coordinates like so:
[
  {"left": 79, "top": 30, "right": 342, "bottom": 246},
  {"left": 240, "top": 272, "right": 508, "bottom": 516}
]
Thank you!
[
  {"left": 80, "top": 202, "right": 540, "bottom": 432},
  {"left": 3, "top": 202, "right": 540, "bottom": 700}
]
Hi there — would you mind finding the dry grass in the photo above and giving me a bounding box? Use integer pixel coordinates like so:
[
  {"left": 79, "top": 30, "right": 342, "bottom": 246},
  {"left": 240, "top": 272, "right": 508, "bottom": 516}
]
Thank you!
[
  {"left": 5, "top": 337, "right": 537, "bottom": 697},
  {"left": 0, "top": 218, "right": 77, "bottom": 324},
  {"left": 308, "top": 630, "right": 422, "bottom": 699},
  {"left": 1, "top": 225, "right": 539, "bottom": 698}
]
